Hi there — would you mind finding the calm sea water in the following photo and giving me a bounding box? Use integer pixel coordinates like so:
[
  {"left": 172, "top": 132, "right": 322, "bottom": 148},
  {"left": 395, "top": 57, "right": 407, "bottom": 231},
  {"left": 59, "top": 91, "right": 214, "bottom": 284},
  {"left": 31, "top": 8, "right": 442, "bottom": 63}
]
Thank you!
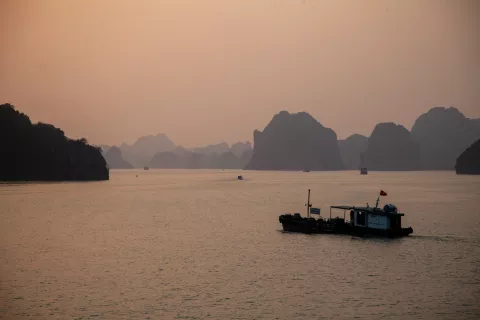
[{"left": 1, "top": 170, "right": 479, "bottom": 319}]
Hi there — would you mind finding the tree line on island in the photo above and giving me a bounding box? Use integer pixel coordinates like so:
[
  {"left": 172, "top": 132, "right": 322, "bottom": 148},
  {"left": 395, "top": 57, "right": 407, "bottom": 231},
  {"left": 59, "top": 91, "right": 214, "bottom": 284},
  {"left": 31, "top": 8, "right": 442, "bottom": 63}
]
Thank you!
[
  {"left": 1, "top": 102, "right": 479, "bottom": 181},
  {"left": 0, "top": 103, "right": 108, "bottom": 181}
]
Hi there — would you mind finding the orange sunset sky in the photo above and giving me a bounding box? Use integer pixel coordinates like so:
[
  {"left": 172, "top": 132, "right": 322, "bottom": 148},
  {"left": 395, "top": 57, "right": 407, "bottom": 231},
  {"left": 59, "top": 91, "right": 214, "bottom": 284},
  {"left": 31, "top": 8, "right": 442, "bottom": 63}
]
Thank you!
[{"left": 1, "top": 0, "right": 479, "bottom": 147}]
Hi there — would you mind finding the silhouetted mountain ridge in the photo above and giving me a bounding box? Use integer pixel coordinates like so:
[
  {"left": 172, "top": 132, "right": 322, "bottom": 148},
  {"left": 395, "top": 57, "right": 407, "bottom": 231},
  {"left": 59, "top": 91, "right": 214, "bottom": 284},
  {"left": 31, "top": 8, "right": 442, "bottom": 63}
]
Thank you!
[
  {"left": 191, "top": 142, "right": 229, "bottom": 155},
  {"left": 0, "top": 103, "right": 108, "bottom": 181},
  {"left": 98, "top": 106, "right": 480, "bottom": 172},
  {"left": 149, "top": 148, "right": 251, "bottom": 169},
  {"left": 411, "top": 107, "right": 480, "bottom": 170},
  {"left": 362, "top": 123, "right": 421, "bottom": 170},
  {"left": 104, "top": 146, "right": 133, "bottom": 169},
  {"left": 455, "top": 139, "right": 480, "bottom": 175},
  {"left": 338, "top": 134, "right": 368, "bottom": 170},
  {"left": 108, "top": 135, "right": 253, "bottom": 168},
  {"left": 120, "top": 133, "right": 176, "bottom": 167},
  {"left": 229, "top": 141, "right": 252, "bottom": 158},
  {"left": 246, "top": 111, "right": 343, "bottom": 170}
]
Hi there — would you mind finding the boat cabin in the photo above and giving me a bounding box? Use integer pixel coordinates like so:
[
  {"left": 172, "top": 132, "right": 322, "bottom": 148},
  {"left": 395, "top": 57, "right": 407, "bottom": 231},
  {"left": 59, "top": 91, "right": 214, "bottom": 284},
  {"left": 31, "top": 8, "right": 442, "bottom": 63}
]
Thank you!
[{"left": 329, "top": 204, "right": 404, "bottom": 231}]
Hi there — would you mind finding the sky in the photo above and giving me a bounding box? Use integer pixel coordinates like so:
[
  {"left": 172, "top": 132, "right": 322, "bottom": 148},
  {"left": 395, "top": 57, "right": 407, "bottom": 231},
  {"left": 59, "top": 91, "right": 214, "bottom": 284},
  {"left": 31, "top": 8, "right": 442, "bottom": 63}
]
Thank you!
[{"left": 1, "top": 0, "right": 479, "bottom": 147}]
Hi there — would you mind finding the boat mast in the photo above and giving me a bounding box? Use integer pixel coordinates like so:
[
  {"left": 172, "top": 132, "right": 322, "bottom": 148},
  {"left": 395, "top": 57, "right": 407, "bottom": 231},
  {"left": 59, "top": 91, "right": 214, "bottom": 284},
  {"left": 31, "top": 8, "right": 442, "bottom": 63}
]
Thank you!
[{"left": 306, "top": 189, "right": 311, "bottom": 218}]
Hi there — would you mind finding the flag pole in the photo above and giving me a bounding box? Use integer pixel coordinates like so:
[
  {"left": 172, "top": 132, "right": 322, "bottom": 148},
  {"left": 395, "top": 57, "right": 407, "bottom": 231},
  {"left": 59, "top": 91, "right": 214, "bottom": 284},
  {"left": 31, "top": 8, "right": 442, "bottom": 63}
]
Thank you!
[
  {"left": 375, "top": 196, "right": 380, "bottom": 209},
  {"left": 306, "top": 189, "right": 311, "bottom": 218}
]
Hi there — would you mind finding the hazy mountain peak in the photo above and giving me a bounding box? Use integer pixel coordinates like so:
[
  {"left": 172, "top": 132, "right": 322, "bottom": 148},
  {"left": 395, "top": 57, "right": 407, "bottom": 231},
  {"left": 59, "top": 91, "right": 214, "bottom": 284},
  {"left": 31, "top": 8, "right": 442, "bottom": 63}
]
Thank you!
[
  {"left": 230, "top": 141, "right": 252, "bottom": 157},
  {"left": 192, "top": 142, "right": 230, "bottom": 155},
  {"left": 104, "top": 146, "right": 133, "bottom": 169},
  {"left": 265, "top": 111, "right": 327, "bottom": 135},
  {"left": 416, "top": 106, "right": 466, "bottom": 123},
  {"left": 345, "top": 133, "right": 368, "bottom": 141},
  {"left": 362, "top": 122, "right": 421, "bottom": 170},
  {"left": 411, "top": 107, "right": 480, "bottom": 169},
  {"left": 118, "top": 133, "right": 176, "bottom": 167},
  {"left": 247, "top": 110, "right": 343, "bottom": 170},
  {"left": 338, "top": 134, "right": 368, "bottom": 169},
  {"left": 374, "top": 122, "right": 408, "bottom": 131}
]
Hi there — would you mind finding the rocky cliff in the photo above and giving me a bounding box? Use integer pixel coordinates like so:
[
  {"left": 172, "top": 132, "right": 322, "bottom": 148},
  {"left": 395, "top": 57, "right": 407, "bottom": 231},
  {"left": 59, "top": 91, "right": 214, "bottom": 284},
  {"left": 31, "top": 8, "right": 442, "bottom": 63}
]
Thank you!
[
  {"left": 103, "top": 146, "right": 133, "bottom": 169},
  {"left": 411, "top": 107, "right": 480, "bottom": 170},
  {"left": 245, "top": 111, "right": 343, "bottom": 170},
  {"left": 338, "top": 134, "right": 368, "bottom": 170},
  {"left": 362, "top": 123, "right": 421, "bottom": 171},
  {"left": 0, "top": 103, "right": 109, "bottom": 181},
  {"left": 455, "top": 139, "right": 480, "bottom": 174}
]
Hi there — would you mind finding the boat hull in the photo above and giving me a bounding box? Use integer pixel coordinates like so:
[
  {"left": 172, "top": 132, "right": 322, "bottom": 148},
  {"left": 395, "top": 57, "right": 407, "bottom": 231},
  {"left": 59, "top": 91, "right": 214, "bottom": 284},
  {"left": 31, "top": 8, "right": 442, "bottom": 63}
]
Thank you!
[
  {"left": 350, "top": 226, "right": 413, "bottom": 238},
  {"left": 279, "top": 215, "right": 317, "bottom": 234},
  {"left": 280, "top": 215, "right": 413, "bottom": 238}
]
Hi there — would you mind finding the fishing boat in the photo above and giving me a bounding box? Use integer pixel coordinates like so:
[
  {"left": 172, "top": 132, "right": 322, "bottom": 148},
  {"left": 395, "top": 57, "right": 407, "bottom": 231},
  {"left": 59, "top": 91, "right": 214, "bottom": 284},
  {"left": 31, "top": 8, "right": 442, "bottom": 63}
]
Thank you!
[
  {"left": 279, "top": 190, "right": 413, "bottom": 237},
  {"left": 360, "top": 167, "right": 368, "bottom": 175},
  {"left": 144, "top": 166, "right": 150, "bottom": 170},
  {"left": 237, "top": 175, "right": 243, "bottom": 180}
]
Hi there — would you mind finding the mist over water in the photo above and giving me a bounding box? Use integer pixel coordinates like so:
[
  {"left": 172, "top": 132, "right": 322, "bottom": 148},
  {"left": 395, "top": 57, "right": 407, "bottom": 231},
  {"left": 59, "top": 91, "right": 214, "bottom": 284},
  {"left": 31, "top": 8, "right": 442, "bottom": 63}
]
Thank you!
[{"left": 1, "top": 170, "right": 479, "bottom": 319}]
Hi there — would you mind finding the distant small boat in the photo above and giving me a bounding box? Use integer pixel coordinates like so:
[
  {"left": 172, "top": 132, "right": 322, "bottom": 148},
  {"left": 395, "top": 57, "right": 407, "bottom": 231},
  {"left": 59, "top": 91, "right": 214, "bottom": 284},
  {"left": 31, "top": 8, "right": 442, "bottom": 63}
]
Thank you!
[
  {"left": 144, "top": 166, "right": 150, "bottom": 170},
  {"left": 360, "top": 168, "right": 368, "bottom": 175},
  {"left": 302, "top": 169, "right": 310, "bottom": 172},
  {"left": 237, "top": 175, "right": 243, "bottom": 180}
]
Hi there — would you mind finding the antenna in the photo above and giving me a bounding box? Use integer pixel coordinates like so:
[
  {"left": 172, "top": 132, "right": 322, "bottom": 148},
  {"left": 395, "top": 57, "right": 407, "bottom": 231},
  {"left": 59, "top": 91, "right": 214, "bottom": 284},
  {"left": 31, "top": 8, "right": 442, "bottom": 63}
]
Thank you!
[{"left": 306, "top": 189, "right": 311, "bottom": 217}]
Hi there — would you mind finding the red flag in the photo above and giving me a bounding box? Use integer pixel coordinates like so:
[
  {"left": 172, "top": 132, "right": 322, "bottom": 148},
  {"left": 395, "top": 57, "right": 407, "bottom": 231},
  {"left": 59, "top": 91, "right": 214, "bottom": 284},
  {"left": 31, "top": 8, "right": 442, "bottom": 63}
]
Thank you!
[{"left": 380, "top": 190, "right": 387, "bottom": 196}]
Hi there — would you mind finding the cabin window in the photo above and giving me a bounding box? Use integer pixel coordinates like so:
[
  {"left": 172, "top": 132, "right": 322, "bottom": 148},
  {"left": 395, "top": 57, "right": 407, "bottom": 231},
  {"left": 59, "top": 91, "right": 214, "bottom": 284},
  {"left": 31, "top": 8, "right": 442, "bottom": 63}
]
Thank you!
[{"left": 356, "top": 211, "right": 366, "bottom": 226}]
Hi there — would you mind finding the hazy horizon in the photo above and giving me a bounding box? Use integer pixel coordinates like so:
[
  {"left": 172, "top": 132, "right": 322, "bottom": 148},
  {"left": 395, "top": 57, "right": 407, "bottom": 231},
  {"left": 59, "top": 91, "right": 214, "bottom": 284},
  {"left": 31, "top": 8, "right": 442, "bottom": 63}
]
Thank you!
[{"left": 1, "top": 0, "right": 479, "bottom": 147}]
